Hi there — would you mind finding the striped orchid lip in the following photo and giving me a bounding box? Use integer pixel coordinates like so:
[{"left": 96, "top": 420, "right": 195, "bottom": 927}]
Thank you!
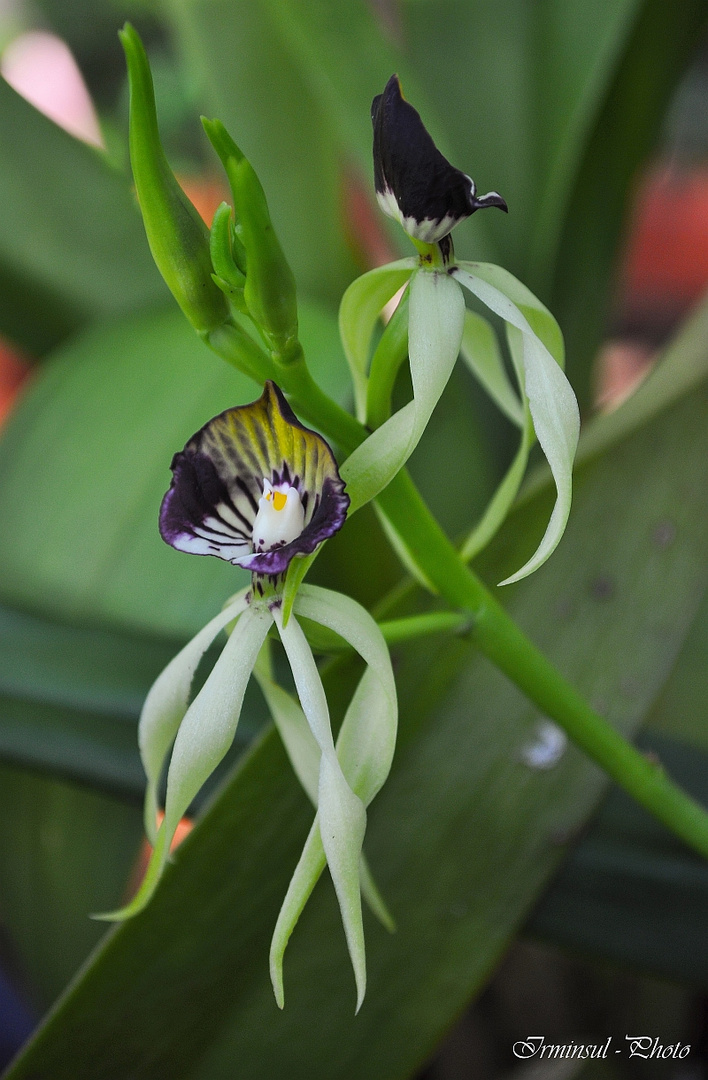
[
  {"left": 159, "top": 381, "right": 349, "bottom": 576},
  {"left": 372, "top": 74, "right": 508, "bottom": 245}
]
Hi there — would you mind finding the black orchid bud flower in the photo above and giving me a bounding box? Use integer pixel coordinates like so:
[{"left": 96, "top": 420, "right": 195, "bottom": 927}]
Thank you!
[{"left": 372, "top": 74, "right": 507, "bottom": 247}]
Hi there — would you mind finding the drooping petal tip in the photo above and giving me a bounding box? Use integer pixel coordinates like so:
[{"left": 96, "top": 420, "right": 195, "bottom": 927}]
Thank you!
[
  {"left": 372, "top": 74, "right": 507, "bottom": 244},
  {"left": 160, "top": 381, "right": 349, "bottom": 575}
]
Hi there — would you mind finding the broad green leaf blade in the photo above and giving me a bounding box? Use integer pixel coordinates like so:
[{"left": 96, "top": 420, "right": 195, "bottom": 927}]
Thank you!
[
  {"left": 545, "top": 0, "right": 708, "bottom": 405},
  {"left": 0, "top": 299, "right": 349, "bottom": 639},
  {"left": 0, "top": 78, "right": 166, "bottom": 354},
  {"left": 0, "top": 604, "right": 187, "bottom": 799},
  {"left": 338, "top": 260, "right": 415, "bottom": 420},
  {"left": 8, "top": 331, "right": 708, "bottom": 1079},
  {"left": 529, "top": 732, "right": 708, "bottom": 988},
  {"left": 0, "top": 762, "right": 143, "bottom": 1011}
]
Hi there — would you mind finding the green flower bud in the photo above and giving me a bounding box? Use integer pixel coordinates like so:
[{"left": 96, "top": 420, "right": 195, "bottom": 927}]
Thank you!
[
  {"left": 202, "top": 118, "right": 300, "bottom": 363},
  {"left": 120, "top": 24, "right": 228, "bottom": 334}
]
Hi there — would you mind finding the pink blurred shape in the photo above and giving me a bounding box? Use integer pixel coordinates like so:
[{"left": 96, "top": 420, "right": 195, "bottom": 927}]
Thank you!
[{"left": 1, "top": 29, "right": 103, "bottom": 147}]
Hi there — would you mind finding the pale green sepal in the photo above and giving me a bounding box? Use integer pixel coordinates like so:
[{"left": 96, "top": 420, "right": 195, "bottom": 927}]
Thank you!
[
  {"left": 275, "top": 610, "right": 367, "bottom": 1011},
  {"left": 138, "top": 589, "right": 249, "bottom": 843},
  {"left": 373, "top": 503, "right": 437, "bottom": 593},
  {"left": 161, "top": 603, "right": 272, "bottom": 854},
  {"left": 254, "top": 644, "right": 395, "bottom": 932},
  {"left": 461, "top": 406, "right": 534, "bottom": 562},
  {"left": 253, "top": 644, "right": 319, "bottom": 804},
  {"left": 270, "top": 816, "right": 326, "bottom": 1009},
  {"left": 359, "top": 854, "right": 396, "bottom": 933},
  {"left": 102, "top": 604, "right": 271, "bottom": 921},
  {"left": 460, "top": 309, "right": 523, "bottom": 428},
  {"left": 342, "top": 270, "right": 466, "bottom": 513},
  {"left": 294, "top": 585, "right": 397, "bottom": 728},
  {"left": 339, "top": 259, "right": 416, "bottom": 422},
  {"left": 453, "top": 268, "right": 580, "bottom": 584},
  {"left": 456, "top": 262, "right": 565, "bottom": 367}
]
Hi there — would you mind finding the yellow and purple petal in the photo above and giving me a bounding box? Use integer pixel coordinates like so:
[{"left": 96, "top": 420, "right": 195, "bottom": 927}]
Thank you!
[{"left": 159, "top": 381, "right": 349, "bottom": 574}]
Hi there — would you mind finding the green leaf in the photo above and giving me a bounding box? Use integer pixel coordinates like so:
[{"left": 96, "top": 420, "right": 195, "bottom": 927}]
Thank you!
[
  {"left": 546, "top": 0, "right": 708, "bottom": 404},
  {"left": 7, "top": 312, "right": 708, "bottom": 1079},
  {"left": 529, "top": 732, "right": 708, "bottom": 988},
  {"left": 0, "top": 762, "right": 143, "bottom": 1011},
  {"left": 0, "top": 77, "right": 166, "bottom": 355}
]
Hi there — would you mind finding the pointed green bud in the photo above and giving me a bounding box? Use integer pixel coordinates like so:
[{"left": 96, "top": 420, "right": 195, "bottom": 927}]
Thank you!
[
  {"left": 119, "top": 24, "right": 228, "bottom": 334},
  {"left": 209, "top": 201, "right": 247, "bottom": 312},
  {"left": 202, "top": 117, "right": 300, "bottom": 363}
]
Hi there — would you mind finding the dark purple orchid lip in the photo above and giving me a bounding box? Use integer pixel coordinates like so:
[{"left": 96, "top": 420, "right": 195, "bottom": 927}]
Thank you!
[
  {"left": 159, "top": 381, "right": 349, "bottom": 574},
  {"left": 372, "top": 74, "right": 507, "bottom": 244}
]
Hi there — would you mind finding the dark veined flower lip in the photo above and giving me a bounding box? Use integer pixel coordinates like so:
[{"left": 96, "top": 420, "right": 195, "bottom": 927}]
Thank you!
[
  {"left": 371, "top": 74, "right": 508, "bottom": 244},
  {"left": 159, "top": 381, "right": 349, "bottom": 575}
]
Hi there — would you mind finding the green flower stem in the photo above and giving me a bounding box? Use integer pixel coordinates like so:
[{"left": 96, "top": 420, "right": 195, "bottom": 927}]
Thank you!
[
  {"left": 298, "top": 610, "right": 470, "bottom": 654},
  {"left": 377, "top": 469, "right": 708, "bottom": 859},
  {"left": 206, "top": 314, "right": 708, "bottom": 858},
  {"left": 380, "top": 610, "right": 470, "bottom": 646},
  {"left": 366, "top": 288, "right": 410, "bottom": 430}
]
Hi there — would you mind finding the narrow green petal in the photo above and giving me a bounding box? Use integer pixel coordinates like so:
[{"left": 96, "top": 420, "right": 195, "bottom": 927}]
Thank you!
[
  {"left": 100, "top": 604, "right": 271, "bottom": 921},
  {"left": 253, "top": 646, "right": 319, "bottom": 804},
  {"left": 461, "top": 406, "right": 534, "bottom": 562},
  {"left": 342, "top": 269, "right": 465, "bottom": 512},
  {"left": 339, "top": 259, "right": 416, "bottom": 421},
  {"left": 161, "top": 604, "right": 272, "bottom": 850},
  {"left": 374, "top": 503, "right": 437, "bottom": 592},
  {"left": 319, "top": 752, "right": 368, "bottom": 1012},
  {"left": 255, "top": 645, "right": 395, "bottom": 935},
  {"left": 138, "top": 590, "right": 249, "bottom": 843},
  {"left": 359, "top": 854, "right": 396, "bottom": 933},
  {"left": 456, "top": 261, "right": 565, "bottom": 367},
  {"left": 454, "top": 268, "right": 580, "bottom": 584},
  {"left": 460, "top": 309, "right": 523, "bottom": 428},
  {"left": 269, "top": 816, "right": 326, "bottom": 1009},
  {"left": 294, "top": 585, "right": 397, "bottom": 724},
  {"left": 275, "top": 610, "right": 367, "bottom": 1011},
  {"left": 499, "top": 330, "right": 580, "bottom": 584}
]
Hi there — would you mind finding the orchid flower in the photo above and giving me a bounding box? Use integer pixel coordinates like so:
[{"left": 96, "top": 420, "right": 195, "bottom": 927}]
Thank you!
[
  {"left": 340, "top": 74, "right": 580, "bottom": 585},
  {"left": 99, "top": 381, "right": 398, "bottom": 1013}
]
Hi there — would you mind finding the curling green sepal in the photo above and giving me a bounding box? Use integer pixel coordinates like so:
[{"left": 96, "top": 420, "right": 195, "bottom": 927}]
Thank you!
[
  {"left": 202, "top": 118, "right": 300, "bottom": 363},
  {"left": 120, "top": 24, "right": 228, "bottom": 334}
]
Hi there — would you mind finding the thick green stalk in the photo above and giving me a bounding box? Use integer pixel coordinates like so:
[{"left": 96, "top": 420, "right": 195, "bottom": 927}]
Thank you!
[
  {"left": 377, "top": 470, "right": 708, "bottom": 859},
  {"left": 210, "top": 326, "right": 708, "bottom": 859}
]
